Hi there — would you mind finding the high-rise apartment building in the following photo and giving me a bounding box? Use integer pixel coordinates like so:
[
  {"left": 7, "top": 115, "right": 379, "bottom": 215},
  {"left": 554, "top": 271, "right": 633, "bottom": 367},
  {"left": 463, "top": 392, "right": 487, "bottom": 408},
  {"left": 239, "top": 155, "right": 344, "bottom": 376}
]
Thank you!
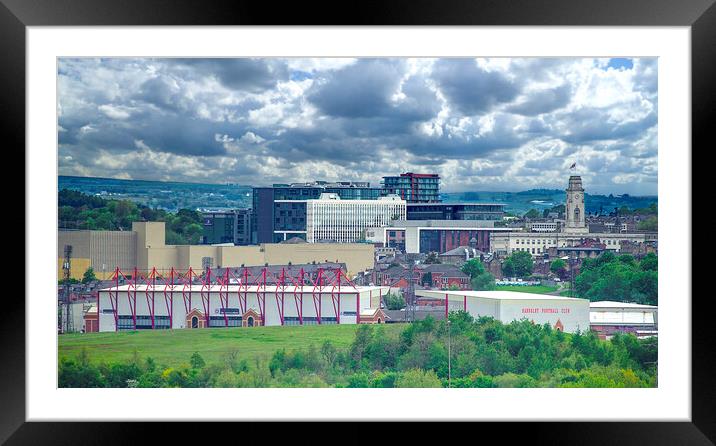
[{"left": 381, "top": 173, "right": 441, "bottom": 203}]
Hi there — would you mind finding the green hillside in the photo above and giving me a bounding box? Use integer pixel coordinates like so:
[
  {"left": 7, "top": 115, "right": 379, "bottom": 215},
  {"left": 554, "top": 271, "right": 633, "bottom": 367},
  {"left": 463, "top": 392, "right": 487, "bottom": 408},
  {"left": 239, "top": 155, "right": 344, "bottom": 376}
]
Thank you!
[{"left": 58, "top": 324, "right": 404, "bottom": 368}]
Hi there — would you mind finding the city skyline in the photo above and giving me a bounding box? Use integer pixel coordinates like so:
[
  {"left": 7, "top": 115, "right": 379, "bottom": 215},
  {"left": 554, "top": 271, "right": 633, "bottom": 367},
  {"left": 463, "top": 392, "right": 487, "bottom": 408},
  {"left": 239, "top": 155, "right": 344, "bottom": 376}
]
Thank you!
[{"left": 58, "top": 57, "right": 657, "bottom": 195}]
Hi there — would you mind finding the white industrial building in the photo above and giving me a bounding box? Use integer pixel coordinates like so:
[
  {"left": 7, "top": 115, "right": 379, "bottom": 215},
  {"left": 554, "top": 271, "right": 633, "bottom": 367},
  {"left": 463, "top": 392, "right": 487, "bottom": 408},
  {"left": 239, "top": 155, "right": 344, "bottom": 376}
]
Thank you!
[
  {"left": 306, "top": 193, "right": 406, "bottom": 243},
  {"left": 365, "top": 220, "right": 513, "bottom": 254},
  {"left": 589, "top": 301, "right": 658, "bottom": 339},
  {"left": 526, "top": 221, "right": 560, "bottom": 232},
  {"left": 415, "top": 289, "right": 590, "bottom": 333},
  {"left": 97, "top": 283, "right": 390, "bottom": 331}
]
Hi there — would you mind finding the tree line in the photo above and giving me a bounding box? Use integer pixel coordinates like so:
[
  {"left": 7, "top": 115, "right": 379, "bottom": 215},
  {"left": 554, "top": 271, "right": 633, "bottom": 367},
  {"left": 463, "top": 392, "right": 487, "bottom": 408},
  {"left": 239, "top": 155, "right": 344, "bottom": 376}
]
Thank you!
[
  {"left": 59, "top": 189, "right": 205, "bottom": 244},
  {"left": 575, "top": 252, "right": 657, "bottom": 305},
  {"left": 59, "top": 312, "right": 657, "bottom": 388}
]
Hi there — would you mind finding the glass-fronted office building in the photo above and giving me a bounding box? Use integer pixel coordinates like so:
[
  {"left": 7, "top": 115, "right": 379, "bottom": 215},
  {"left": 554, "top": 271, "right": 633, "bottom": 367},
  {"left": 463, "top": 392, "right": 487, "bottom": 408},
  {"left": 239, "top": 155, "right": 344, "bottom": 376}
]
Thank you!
[
  {"left": 381, "top": 173, "right": 440, "bottom": 203},
  {"left": 406, "top": 203, "right": 506, "bottom": 221},
  {"left": 252, "top": 181, "right": 383, "bottom": 243},
  {"left": 202, "top": 208, "right": 252, "bottom": 245}
]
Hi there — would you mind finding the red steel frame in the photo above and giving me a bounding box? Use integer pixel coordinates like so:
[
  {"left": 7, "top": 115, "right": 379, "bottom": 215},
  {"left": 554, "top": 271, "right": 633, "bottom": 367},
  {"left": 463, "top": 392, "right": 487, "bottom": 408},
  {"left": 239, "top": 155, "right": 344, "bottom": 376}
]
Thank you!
[
  {"left": 218, "top": 269, "right": 230, "bottom": 327},
  {"left": 292, "top": 268, "right": 305, "bottom": 325},
  {"left": 102, "top": 266, "right": 362, "bottom": 330},
  {"left": 200, "top": 268, "right": 212, "bottom": 327},
  {"left": 160, "top": 268, "right": 176, "bottom": 329},
  {"left": 276, "top": 268, "right": 286, "bottom": 325}
]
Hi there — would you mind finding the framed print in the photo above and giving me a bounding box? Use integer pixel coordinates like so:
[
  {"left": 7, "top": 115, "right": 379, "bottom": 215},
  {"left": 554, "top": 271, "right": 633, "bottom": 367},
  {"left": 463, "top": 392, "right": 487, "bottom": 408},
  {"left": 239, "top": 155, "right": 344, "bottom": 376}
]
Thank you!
[{"left": 4, "top": 0, "right": 713, "bottom": 442}]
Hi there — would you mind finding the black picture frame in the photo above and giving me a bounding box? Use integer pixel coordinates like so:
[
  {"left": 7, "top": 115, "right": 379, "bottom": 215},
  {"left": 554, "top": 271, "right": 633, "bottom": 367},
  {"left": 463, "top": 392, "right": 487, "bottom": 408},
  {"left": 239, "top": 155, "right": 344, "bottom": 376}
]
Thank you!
[{"left": 4, "top": 0, "right": 711, "bottom": 442}]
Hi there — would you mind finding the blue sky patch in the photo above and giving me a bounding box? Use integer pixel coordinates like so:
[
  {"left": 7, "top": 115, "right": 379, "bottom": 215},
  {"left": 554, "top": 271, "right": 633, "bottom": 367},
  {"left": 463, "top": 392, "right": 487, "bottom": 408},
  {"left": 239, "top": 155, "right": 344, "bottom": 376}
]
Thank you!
[{"left": 607, "top": 58, "right": 634, "bottom": 70}]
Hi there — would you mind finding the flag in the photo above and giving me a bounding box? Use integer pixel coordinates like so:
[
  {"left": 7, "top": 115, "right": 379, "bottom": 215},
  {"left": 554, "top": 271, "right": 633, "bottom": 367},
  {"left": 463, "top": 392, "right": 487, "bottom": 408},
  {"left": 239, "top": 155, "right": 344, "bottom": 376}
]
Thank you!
[{"left": 569, "top": 162, "right": 576, "bottom": 169}]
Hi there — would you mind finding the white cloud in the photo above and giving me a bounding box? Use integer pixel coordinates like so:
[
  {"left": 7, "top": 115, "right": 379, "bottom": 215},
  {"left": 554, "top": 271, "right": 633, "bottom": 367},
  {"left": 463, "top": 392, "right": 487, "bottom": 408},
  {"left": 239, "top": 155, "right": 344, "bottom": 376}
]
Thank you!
[
  {"left": 98, "top": 104, "right": 132, "bottom": 120},
  {"left": 58, "top": 57, "right": 658, "bottom": 195}
]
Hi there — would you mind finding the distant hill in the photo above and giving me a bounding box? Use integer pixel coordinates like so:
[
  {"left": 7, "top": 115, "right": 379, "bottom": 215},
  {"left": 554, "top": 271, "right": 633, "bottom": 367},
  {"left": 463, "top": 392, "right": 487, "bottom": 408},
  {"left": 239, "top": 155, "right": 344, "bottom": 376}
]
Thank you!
[
  {"left": 58, "top": 175, "right": 253, "bottom": 212},
  {"left": 59, "top": 175, "right": 657, "bottom": 215},
  {"left": 442, "top": 190, "right": 656, "bottom": 215}
]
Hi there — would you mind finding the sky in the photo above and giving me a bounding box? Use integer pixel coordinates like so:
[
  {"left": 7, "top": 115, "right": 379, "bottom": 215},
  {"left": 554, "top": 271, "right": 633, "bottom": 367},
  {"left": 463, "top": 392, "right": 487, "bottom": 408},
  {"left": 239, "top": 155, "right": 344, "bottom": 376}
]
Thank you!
[{"left": 57, "top": 57, "right": 657, "bottom": 195}]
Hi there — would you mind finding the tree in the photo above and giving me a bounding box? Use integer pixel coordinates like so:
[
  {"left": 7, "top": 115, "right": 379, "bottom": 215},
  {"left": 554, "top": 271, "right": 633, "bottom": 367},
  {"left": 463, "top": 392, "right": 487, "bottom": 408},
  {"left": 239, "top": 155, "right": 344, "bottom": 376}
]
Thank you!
[
  {"left": 574, "top": 251, "right": 657, "bottom": 304},
  {"left": 350, "top": 325, "right": 374, "bottom": 368},
  {"left": 82, "top": 267, "right": 97, "bottom": 284},
  {"left": 637, "top": 216, "right": 658, "bottom": 231},
  {"left": 395, "top": 369, "right": 443, "bottom": 388},
  {"left": 114, "top": 200, "right": 136, "bottom": 220},
  {"left": 462, "top": 259, "right": 494, "bottom": 290},
  {"left": 550, "top": 259, "right": 567, "bottom": 278},
  {"left": 502, "top": 258, "right": 515, "bottom": 278},
  {"left": 462, "top": 258, "right": 486, "bottom": 279},
  {"left": 471, "top": 272, "right": 495, "bottom": 291},
  {"left": 384, "top": 292, "right": 406, "bottom": 310},
  {"left": 640, "top": 253, "right": 657, "bottom": 272},
  {"left": 424, "top": 252, "right": 441, "bottom": 264},
  {"left": 214, "top": 368, "right": 239, "bottom": 387},
  {"left": 184, "top": 223, "right": 204, "bottom": 244},
  {"left": 190, "top": 352, "right": 206, "bottom": 369},
  {"left": 543, "top": 204, "right": 565, "bottom": 218},
  {"left": 320, "top": 341, "right": 338, "bottom": 369},
  {"left": 502, "top": 251, "right": 533, "bottom": 278},
  {"left": 523, "top": 209, "right": 540, "bottom": 219}
]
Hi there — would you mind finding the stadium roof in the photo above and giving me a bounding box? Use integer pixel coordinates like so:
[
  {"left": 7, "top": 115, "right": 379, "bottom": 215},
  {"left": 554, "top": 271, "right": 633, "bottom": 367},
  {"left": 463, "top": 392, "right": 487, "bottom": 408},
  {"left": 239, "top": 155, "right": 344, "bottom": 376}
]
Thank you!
[
  {"left": 590, "top": 301, "right": 657, "bottom": 309},
  {"left": 99, "top": 284, "right": 389, "bottom": 294},
  {"left": 416, "top": 290, "right": 588, "bottom": 301}
]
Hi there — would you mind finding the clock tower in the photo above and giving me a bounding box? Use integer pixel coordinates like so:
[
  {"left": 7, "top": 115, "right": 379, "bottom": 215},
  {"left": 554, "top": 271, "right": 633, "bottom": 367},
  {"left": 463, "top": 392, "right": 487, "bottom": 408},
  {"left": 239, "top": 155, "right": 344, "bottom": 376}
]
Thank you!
[{"left": 564, "top": 176, "right": 588, "bottom": 233}]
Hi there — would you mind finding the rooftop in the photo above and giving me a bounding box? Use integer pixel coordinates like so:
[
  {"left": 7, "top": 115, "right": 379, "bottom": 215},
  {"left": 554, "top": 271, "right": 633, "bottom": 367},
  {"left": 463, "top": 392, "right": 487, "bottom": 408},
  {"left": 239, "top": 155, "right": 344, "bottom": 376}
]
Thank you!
[
  {"left": 99, "top": 284, "right": 389, "bottom": 293},
  {"left": 416, "top": 289, "right": 588, "bottom": 301},
  {"left": 440, "top": 246, "right": 486, "bottom": 257},
  {"left": 406, "top": 202, "right": 506, "bottom": 207},
  {"left": 590, "top": 301, "right": 658, "bottom": 310},
  {"left": 390, "top": 220, "right": 509, "bottom": 229},
  {"left": 274, "top": 181, "right": 374, "bottom": 189}
]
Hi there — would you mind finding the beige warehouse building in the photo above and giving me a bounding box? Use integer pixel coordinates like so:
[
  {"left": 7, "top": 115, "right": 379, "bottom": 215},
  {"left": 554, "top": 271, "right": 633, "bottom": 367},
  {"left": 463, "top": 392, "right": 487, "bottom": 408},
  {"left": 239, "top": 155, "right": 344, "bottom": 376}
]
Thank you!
[{"left": 58, "top": 221, "right": 375, "bottom": 280}]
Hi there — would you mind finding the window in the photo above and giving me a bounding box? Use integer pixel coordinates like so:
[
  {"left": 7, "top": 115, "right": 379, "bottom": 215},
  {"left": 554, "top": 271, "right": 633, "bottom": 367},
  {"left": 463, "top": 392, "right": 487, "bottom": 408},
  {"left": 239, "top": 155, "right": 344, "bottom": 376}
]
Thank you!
[
  {"left": 209, "top": 316, "right": 242, "bottom": 327},
  {"left": 117, "top": 315, "right": 170, "bottom": 330}
]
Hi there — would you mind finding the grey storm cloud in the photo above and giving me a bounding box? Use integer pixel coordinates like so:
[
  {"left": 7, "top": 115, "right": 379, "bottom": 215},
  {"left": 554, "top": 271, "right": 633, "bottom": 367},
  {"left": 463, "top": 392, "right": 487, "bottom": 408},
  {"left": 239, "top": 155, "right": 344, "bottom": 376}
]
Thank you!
[
  {"left": 135, "top": 76, "right": 185, "bottom": 111},
  {"left": 432, "top": 59, "right": 520, "bottom": 116},
  {"left": 57, "top": 57, "right": 658, "bottom": 194},
  {"left": 507, "top": 84, "right": 572, "bottom": 116},
  {"left": 551, "top": 107, "right": 657, "bottom": 144},
  {"left": 168, "top": 58, "right": 290, "bottom": 92},
  {"left": 307, "top": 59, "right": 406, "bottom": 118}
]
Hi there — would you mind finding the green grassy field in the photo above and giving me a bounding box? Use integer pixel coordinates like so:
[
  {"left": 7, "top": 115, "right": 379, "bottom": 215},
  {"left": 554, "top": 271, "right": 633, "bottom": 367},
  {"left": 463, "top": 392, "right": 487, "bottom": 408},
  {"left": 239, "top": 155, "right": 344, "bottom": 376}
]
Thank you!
[
  {"left": 59, "top": 323, "right": 405, "bottom": 368},
  {"left": 494, "top": 285, "right": 560, "bottom": 294}
]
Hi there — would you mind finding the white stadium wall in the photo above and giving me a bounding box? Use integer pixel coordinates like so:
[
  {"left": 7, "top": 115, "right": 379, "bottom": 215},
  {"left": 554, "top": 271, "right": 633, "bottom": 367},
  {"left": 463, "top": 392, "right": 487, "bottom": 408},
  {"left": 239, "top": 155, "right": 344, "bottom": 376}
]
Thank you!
[
  {"left": 415, "top": 290, "right": 590, "bottom": 333},
  {"left": 97, "top": 286, "right": 389, "bottom": 332},
  {"left": 497, "top": 298, "right": 590, "bottom": 333}
]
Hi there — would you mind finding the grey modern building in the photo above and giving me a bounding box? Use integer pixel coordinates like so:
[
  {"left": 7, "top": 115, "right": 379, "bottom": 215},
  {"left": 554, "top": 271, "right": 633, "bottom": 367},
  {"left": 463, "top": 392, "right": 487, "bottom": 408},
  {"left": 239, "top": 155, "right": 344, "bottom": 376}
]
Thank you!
[
  {"left": 251, "top": 181, "right": 383, "bottom": 244},
  {"left": 202, "top": 208, "right": 252, "bottom": 245},
  {"left": 406, "top": 203, "right": 506, "bottom": 221}
]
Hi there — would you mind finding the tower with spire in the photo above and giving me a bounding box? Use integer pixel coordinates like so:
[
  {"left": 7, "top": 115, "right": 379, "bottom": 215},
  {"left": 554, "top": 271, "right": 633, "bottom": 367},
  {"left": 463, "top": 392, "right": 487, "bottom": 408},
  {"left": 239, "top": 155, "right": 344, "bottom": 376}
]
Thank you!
[{"left": 564, "top": 175, "right": 588, "bottom": 234}]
